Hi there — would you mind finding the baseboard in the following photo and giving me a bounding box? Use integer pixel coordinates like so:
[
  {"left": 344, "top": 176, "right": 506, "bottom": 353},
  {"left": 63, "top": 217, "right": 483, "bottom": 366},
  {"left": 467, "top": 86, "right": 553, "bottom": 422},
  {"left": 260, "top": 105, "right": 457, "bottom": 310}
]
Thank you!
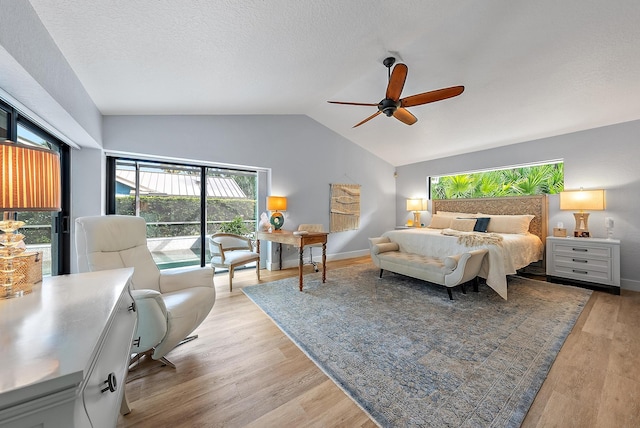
[
  {"left": 621, "top": 277, "right": 640, "bottom": 292},
  {"left": 266, "top": 249, "right": 369, "bottom": 271}
]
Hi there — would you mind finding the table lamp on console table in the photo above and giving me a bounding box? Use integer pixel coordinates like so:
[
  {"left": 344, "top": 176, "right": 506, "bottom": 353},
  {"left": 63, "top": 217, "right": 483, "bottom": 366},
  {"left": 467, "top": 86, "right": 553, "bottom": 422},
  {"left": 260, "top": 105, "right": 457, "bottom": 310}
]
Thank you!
[{"left": 1, "top": 140, "right": 61, "bottom": 298}]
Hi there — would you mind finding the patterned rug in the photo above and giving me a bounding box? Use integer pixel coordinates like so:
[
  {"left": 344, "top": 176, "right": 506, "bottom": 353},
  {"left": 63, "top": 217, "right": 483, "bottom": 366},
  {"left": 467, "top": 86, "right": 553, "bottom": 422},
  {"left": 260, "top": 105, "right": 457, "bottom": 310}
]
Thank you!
[{"left": 242, "top": 264, "right": 591, "bottom": 427}]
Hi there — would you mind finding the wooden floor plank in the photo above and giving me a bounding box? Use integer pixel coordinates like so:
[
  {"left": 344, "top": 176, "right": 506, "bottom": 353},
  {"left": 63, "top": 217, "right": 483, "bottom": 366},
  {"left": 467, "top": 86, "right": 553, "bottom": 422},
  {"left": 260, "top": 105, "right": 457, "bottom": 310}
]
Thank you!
[{"left": 117, "top": 257, "right": 640, "bottom": 427}]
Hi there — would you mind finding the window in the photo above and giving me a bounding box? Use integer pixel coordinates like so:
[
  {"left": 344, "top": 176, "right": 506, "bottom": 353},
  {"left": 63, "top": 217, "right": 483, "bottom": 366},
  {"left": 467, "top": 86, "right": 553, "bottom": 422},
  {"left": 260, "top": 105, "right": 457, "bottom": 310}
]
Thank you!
[
  {"left": 0, "top": 108, "right": 7, "bottom": 140},
  {"left": 108, "top": 157, "right": 258, "bottom": 270},
  {"left": 430, "top": 161, "right": 564, "bottom": 200},
  {"left": 1, "top": 98, "right": 71, "bottom": 275}
]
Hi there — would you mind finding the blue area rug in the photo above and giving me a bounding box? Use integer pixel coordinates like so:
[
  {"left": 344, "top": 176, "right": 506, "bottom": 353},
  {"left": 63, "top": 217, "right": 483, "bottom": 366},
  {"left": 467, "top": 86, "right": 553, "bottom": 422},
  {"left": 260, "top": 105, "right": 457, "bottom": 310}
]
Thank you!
[{"left": 243, "top": 264, "right": 591, "bottom": 427}]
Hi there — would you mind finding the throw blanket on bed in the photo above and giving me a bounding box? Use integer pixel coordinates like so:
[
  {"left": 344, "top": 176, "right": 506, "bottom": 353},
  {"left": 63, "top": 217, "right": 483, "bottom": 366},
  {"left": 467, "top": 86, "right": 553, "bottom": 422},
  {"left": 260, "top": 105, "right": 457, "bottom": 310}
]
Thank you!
[{"left": 441, "top": 229, "right": 504, "bottom": 247}]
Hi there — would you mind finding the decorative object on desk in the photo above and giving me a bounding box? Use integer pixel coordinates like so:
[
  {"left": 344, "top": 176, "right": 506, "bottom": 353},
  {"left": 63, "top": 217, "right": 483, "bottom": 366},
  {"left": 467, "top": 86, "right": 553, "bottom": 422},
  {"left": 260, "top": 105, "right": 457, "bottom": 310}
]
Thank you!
[
  {"left": 330, "top": 183, "right": 361, "bottom": 232},
  {"left": 0, "top": 251, "right": 43, "bottom": 296},
  {"left": 267, "top": 195, "right": 287, "bottom": 230},
  {"left": 243, "top": 264, "right": 591, "bottom": 427},
  {"left": 258, "top": 212, "right": 270, "bottom": 231},
  {"left": 559, "top": 188, "right": 605, "bottom": 237},
  {"left": 406, "top": 198, "right": 427, "bottom": 227},
  {"left": 0, "top": 140, "right": 61, "bottom": 299}
]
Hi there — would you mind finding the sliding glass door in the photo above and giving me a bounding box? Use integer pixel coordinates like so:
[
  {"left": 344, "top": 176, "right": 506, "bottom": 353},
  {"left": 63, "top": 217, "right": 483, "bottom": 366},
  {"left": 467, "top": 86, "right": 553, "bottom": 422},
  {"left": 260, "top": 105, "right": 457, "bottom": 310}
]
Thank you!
[{"left": 108, "top": 157, "right": 258, "bottom": 269}]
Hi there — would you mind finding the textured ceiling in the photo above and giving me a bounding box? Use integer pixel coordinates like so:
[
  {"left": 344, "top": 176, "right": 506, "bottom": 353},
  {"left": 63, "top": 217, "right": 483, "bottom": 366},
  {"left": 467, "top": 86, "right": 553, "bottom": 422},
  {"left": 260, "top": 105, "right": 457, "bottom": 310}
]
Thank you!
[{"left": 28, "top": 0, "right": 640, "bottom": 166}]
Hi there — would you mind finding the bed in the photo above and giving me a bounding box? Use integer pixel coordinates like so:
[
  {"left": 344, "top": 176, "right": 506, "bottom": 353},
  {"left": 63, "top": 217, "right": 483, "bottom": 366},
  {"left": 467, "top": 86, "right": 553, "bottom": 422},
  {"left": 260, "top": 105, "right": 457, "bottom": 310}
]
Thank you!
[{"left": 383, "top": 195, "right": 547, "bottom": 299}]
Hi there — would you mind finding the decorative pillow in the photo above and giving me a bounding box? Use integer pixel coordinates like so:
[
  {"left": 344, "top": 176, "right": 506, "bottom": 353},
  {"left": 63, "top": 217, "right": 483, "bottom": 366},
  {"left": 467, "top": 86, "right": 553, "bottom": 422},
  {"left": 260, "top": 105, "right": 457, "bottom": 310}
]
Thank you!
[
  {"left": 484, "top": 214, "right": 535, "bottom": 234},
  {"left": 473, "top": 217, "right": 491, "bottom": 233},
  {"left": 428, "top": 214, "right": 453, "bottom": 229},
  {"left": 450, "top": 218, "right": 477, "bottom": 232}
]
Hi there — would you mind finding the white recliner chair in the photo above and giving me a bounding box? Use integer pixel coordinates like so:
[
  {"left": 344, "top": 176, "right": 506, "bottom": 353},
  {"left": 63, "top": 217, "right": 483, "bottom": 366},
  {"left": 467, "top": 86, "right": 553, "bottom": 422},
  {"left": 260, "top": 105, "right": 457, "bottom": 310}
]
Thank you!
[{"left": 75, "top": 215, "right": 216, "bottom": 367}]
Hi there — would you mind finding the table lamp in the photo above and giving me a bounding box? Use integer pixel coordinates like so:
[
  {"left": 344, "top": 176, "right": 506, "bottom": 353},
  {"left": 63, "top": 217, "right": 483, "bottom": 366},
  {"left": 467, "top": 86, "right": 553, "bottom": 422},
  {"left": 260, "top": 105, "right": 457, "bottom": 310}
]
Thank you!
[
  {"left": 406, "top": 198, "right": 427, "bottom": 227},
  {"left": 559, "top": 189, "right": 604, "bottom": 237},
  {"left": 1, "top": 140, "right": 61, "bottom": 298},
  {"left": 266, "top": 196, "right": 287, "bottom": 230}
]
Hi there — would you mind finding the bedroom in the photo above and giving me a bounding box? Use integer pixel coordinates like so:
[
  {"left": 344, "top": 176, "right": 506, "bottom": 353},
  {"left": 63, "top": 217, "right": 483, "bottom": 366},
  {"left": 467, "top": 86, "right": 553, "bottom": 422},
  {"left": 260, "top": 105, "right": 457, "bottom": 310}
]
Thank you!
[{"left": 1, "top": 1, "right": 639, "bottom": 426}]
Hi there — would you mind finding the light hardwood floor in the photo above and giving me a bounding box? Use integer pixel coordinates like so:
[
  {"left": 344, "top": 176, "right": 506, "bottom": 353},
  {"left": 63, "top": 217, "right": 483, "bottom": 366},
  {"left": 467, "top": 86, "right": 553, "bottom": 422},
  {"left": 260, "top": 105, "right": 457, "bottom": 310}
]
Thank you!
[{"left": 117, "top": 257, "right": 640, "bottom": 428}]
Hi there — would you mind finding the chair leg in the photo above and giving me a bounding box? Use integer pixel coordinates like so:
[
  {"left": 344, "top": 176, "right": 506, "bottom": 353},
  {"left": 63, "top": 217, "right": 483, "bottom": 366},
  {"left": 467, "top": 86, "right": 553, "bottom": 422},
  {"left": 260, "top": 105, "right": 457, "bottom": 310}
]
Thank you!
[
  {"left": 178, "top": 335, "right": 198, "bottom": 347},
  {"left": 157, "top": 334, "right": 197, "bottom": 369},
  {"left": 159, "top": 356, "right": 176, "bottom": 369},
  {"left": 473, "top": 276, "right": 479, "bottom": 292},
  {"left": 229, "top": 267, "right": 234, "bottom": 292},
  {"left": 447, "top": 288, "right": 454, "bottom": 300},
  {"left": 379, "top": 269, "right": 384, "bottom": 278},
  {"left": 309, "top": 248, "right": 319, "bottom": 272},
  {"left": 461, "top": 283, "right": 467, "bottom": 294},
  {"left": 256, "top": 261, "right": 260, "bottom": 281}
]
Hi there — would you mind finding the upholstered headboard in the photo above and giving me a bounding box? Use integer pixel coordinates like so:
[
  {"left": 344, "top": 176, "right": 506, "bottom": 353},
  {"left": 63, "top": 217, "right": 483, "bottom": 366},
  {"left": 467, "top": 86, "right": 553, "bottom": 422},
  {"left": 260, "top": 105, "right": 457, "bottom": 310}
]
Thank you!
[{"left": 432, "top": 195, "right": 548, "bottom": 246}]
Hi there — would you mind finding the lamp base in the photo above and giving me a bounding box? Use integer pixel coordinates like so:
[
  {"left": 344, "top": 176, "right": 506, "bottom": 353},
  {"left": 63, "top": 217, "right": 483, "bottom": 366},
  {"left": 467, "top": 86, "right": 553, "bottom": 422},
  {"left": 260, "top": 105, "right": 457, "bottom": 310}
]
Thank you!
[
  {"left": 270, "top": 212, "right": 284, "bottom": 230},
  {"left": 573, "top": 212, "right": 591, "bottom": 238},
  {"left": 413, "top": 212, "right": 421, "bottom": 227}
]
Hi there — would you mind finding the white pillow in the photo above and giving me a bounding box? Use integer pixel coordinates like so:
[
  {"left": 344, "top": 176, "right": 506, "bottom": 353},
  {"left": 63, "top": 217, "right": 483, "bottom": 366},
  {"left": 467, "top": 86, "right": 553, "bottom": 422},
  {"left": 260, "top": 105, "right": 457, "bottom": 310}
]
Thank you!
[
  {"left": 428, "top": 214, "right": 453, "bottom": 229},
  {"left": 450, "top": 218, "right": 477, "bottom": 232},
  {"left": 482, "top": 214, "right": 535, "bottom": 234}
]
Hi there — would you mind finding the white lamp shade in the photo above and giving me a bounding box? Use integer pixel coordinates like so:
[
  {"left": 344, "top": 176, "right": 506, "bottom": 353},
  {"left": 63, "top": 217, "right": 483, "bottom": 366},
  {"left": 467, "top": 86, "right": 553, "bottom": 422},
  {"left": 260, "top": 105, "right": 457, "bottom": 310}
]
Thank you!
[
  {"left": 560, "top": 189, "right": 605, "bottom": 211},
  {"left": 406, "top": 198, "right": 427, "bottom": 212}
]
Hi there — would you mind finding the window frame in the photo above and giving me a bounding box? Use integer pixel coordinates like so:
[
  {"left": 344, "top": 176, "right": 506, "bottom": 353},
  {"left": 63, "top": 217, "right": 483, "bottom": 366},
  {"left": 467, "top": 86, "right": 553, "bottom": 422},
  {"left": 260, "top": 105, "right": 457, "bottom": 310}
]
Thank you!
[{"left": 1, "top": 98, "right": 71, "bottom": 275}]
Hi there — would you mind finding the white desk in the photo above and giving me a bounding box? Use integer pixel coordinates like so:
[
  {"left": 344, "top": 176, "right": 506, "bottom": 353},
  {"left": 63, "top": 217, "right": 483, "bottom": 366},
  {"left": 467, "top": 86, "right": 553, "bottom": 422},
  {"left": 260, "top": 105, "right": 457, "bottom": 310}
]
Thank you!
[{"left": 0, "top": 268, "right": 137, "bottom": 428}]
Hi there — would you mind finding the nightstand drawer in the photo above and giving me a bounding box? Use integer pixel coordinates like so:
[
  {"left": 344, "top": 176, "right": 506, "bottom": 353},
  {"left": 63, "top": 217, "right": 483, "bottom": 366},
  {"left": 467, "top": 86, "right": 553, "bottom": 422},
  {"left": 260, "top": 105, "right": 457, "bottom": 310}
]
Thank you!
[
  {"left": 552, "top": 242, "right": 611, "bottom": 258},
  {"left": 552, "top": 265, "right": 612, "bottom": 283},
  {"left": 554, "top": 255, "right": 610, "bottom": 273}
]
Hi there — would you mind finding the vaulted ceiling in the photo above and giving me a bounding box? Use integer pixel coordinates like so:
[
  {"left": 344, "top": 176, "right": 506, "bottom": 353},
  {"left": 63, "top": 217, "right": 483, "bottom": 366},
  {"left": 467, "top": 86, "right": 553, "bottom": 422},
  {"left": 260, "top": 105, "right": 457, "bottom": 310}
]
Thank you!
[{"left": 28, "top": 0, "right": 640, "bottom": 166}]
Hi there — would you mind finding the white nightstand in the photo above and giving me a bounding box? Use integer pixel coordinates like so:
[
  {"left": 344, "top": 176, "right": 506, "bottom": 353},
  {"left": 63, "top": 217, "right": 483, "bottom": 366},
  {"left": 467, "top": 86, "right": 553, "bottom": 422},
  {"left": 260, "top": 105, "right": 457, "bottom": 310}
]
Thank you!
[{"left": 546, "top": 236, "right": 620, "bottom": 294}]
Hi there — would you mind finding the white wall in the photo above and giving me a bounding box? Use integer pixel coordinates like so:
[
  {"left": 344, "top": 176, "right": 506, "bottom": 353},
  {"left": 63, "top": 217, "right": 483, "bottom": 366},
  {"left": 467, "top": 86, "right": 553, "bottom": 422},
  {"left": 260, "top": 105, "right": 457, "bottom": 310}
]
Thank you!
[
  {"left": 94, "top": 114, "right": 397, "bottom": 269},
  {"left": 395, "top": 119, "right": 640, "bottom": 290},
  {"left": 0, "top": 0, "right": 102, "bottom": 148}
]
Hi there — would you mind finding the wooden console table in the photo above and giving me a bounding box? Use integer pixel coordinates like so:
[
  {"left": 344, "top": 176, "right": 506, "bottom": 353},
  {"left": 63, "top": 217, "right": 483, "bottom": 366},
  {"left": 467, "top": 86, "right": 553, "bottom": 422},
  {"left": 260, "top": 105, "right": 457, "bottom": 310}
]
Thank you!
[{"left": 257, "top": 230, "right": 328, "bottom": 291}]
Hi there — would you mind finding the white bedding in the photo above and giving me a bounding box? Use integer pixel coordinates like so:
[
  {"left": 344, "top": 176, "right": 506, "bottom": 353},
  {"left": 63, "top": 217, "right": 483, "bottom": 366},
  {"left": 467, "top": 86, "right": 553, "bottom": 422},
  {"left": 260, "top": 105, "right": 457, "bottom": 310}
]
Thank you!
[{"left": 381, "top": 228, "right": 544, "bottom": 299}]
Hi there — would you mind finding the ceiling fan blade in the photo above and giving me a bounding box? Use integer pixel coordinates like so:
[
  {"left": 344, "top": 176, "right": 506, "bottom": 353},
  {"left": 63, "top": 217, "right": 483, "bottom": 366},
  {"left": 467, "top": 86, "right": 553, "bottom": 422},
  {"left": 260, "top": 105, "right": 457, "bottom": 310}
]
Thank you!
[
  {"left": 386, "top": 63, "right": 408, "bottom": 101},
  {"left": 353, "top": 111, "right": 382, "bottom": 128},
  {"left": 327, "top": 101, "right": 378, "bottom": 107},
  {"left": 401, "top": 86, "right": 465, "bottom": 107},
  {"left": 393, "top": 107, "right": 418, "bottom": 126}
]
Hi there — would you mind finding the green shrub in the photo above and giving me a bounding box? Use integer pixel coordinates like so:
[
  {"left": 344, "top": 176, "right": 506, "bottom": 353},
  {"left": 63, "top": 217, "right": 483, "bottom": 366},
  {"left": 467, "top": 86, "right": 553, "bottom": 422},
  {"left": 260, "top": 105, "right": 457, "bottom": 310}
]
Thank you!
[{"left": 218, "top": 216, "right": 253, "bottom": 236}]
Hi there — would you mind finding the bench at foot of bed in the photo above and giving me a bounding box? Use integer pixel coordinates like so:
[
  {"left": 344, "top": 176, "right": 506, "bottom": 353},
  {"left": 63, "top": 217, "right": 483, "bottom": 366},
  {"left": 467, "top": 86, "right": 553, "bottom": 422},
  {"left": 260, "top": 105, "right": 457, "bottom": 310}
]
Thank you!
[{"left": 369, "top": 237, "right": 488, "bottom": 300}]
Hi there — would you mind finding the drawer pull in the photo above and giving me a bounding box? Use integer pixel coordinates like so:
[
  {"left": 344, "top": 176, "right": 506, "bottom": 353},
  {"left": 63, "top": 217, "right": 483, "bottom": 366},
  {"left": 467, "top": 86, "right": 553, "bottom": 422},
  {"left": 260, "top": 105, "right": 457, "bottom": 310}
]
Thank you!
[
  {"left": 572, "top": 269, "right": 588, "bottom": 275},
  {"left": 572, "top": 248, "right": 588, "bottom": 252},
  {"left": 128, "top": 301, "right": 136, "bottom": 312},
  {"left": 101, "top": 372, "right": 118, "bottom": 393},
  {"left": 572, "top": 259, "right": 588, "bottom": 263}
]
